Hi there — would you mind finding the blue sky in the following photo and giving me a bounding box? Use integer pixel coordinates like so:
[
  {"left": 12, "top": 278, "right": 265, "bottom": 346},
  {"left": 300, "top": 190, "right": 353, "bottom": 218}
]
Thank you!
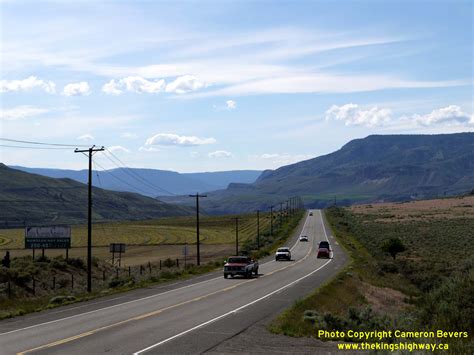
[{"left": 1, "top": 0, "right": 472, "bottom": 172}]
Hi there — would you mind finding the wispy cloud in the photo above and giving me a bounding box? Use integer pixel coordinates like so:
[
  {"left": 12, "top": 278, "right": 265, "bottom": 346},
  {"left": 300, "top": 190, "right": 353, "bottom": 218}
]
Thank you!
[
  {"left": 77, "top": 133, "right": 95, "bottom": 141},
  {"left": 145, "top": 133, "right": 216, "bottom": 147},
  {"left": 0, "top": 106, "right": 50, "bottom": 120},
  {"left": 208, "top": 150, "right": 233, "bottom": 158}
]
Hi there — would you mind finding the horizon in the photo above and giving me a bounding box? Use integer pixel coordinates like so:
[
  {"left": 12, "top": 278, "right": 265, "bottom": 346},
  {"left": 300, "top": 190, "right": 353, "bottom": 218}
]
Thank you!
[{"left": 1, "top": 0, "right": 473, "bottom": 173}]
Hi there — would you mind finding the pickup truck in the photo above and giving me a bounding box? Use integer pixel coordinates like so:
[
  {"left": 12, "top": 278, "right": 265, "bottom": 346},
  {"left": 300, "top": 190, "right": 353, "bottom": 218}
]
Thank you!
[{"left": 224, "top": 256, "right": 259, "bottom": 278}]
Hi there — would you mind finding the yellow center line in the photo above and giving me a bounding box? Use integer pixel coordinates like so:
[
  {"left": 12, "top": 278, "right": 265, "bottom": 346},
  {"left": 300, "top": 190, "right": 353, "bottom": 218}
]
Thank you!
[{"left": 18, "top": 223, "right": 317, "bottom": 355}]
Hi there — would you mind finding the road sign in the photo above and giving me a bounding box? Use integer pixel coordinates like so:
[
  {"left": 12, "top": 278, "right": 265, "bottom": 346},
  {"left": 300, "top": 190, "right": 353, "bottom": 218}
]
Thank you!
[
  {"left": 110, "top": 243, "right": 126, "bottom": 253},
  {"left": 25, "top": 226, "right": 71, "bottom": 249}
]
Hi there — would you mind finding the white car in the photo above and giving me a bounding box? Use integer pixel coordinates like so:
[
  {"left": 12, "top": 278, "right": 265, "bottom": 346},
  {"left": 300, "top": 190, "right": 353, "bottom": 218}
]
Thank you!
[
  {"left": 299, "top": 235, "right": 309, "bottom": 242},
  {"left": 275, "top": 247, "right": 291, "bottom": 261}
]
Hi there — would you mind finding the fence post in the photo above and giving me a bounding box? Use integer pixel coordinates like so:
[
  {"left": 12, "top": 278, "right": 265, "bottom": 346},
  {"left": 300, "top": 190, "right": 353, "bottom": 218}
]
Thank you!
[
  {"left": 176, "top": 259, "right": 179, "bottom": 268},
  {"left": 159, "top": 260, "right": 162, "bottom": 270},
  {"left": 52, "top": 276, "right": 55, "bottom": 290},
  {"left": 71, "top": 274, "right": 74, "bottom": 290},
  {"left": 128, "top": 266, "right": 131, "bottom": 277},
  {"left": 140, "top": 265, "right": 143, "bottom": 275},
  {"left": 33, "top": 277, "right": 36, "bottom": 296},
  {"left": 103, "top": 270, "right": 106, "bottom": 281},
  {"left": 116, "top": 268, "right": 119, "bottom": 278},
  {"left": 148, "top": 262, "right": 151, "bottom": 273}
]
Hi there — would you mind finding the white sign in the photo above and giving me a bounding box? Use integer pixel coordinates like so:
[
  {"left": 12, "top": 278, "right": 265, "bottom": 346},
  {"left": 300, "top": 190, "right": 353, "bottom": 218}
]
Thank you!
[{"left": 25, "top": 226, "right": 71, "bottom": 238}]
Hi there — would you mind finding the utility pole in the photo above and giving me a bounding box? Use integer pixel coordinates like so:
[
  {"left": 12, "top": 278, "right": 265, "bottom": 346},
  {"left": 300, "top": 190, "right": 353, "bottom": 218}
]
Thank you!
[
  {"left": 189, "top": 193, "right": 207, "bottom": 265},
  {"left": 279, "top": 202, "right": 283, "bottom": 227},
  {"left": 74, "top": 145, "right": 104, "bottom": 293},
  {"left": 233, "top": 217, "right": 239, "bottom": 255},
  {"left": 256, "top": 210, "right": 260, "bottom": 250},
  {"left": 270, "top": 205, "right": 274, "bottom": 236}
]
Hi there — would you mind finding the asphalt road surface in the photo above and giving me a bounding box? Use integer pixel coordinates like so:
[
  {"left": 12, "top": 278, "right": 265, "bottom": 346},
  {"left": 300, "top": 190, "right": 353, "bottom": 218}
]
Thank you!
[{"left": 0, "top": 210, "right": 348, "bottom": 354}]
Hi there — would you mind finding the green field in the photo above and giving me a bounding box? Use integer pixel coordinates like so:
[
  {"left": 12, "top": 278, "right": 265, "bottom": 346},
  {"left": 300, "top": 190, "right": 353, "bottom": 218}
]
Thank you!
[{"left": 0, "top": 212, "right": 273, "bottom": 249}]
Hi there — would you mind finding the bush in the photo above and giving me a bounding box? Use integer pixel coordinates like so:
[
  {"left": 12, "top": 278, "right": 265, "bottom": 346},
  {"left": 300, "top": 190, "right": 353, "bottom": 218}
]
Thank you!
[
  {"left": 382, "top": 238, "right": 406, "bottom": 259},
  {"left": 379, "top": 261, "right": 399, "bottom": 273},
  {"left": 35, "top": 255, "right": 50, "bottom": 263},
  {"left": 51, "top": 258, "right": 68, "bottom": 270},
  {"left": 67, "top": 258, "right": 86, "bottom": 270},
  {"left": 108, "top": 277, "right": 134, "bottom": 288},
  {"left": 160, "top": 270, "right": 173, "bottom": 279},
  {"left": 162, "top": 258, "right": 175, "bottom": 268},
  {"left": 49, "top": 295, "right": 76, "bottom": 305}
]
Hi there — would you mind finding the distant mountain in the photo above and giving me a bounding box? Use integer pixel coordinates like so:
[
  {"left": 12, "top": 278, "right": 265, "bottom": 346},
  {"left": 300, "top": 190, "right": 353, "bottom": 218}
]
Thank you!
[
  {"left": 10, "top": 166, "right": 262, "bottom": 197},
  {"left": 161, "top": 133, "right": 474, "bottom": 214},
  {"left": 0, "top": 164, "right": 191, "bottom": 227}
]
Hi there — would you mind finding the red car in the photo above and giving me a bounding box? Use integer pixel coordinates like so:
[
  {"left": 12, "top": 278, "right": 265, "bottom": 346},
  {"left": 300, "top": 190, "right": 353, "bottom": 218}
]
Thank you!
[{"left": 317, "top": 241, "right": 331, "bottom": 258}]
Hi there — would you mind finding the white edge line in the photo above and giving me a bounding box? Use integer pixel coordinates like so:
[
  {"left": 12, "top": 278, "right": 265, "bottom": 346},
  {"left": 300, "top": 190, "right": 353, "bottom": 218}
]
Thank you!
[
  {"left": 0, "top": 211, "right": 310, "bottom": 337},
  {"left": 134, "top": 210, "right": 330, "bottom": 354}
]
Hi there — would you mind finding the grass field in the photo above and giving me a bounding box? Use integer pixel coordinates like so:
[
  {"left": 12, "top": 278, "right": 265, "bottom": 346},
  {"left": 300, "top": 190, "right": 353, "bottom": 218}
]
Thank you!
[
  {"left": 0, "top": 212, "right": 273, "bottom": 250},
  {"left": 271, "top": 196, "right": 473, "bottom": 351}
]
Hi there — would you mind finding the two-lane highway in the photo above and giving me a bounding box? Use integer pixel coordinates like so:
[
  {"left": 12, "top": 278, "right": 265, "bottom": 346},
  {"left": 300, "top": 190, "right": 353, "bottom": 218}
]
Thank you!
[{"left": 0, "top": 210, "right": 347, "bottom": 354}]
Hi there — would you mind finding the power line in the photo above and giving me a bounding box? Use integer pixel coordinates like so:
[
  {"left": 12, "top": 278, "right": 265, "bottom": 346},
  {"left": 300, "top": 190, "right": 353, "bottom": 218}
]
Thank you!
[
  {"left": 0, "top": 138, "right": 89, "bottom": 147},
  {"left": 102, "top": 148, "right": 177, "bottom": 196},
  {"left": 0, "top": 144, "right": 72, "bottom": 150},
  {"left": 92, "top": 158, "right": 155, "bottom": 197}
]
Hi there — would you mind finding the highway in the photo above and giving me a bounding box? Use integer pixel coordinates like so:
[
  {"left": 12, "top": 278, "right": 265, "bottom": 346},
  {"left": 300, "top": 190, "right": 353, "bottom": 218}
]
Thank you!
[{"left": 0, "top": 210, "right": 348, "bottom": 354}]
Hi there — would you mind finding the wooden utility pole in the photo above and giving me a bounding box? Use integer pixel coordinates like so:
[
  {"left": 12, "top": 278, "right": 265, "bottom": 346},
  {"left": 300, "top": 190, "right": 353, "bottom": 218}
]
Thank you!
[
  {"left": 74, "top": 145, "right": 104, "bottom": 293},
  {"left": 233, "top": 217, "right": 239, "bottom": 255},
  {"left": 256, "top": 210, "right": 260, "bottom": 250},
  {"left": 189, "top": 193, "right": 207, "bottom": 265}
]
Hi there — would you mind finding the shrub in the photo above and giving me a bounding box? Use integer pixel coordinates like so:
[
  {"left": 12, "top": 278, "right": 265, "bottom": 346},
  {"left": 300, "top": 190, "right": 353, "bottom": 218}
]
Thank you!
[
  {"left": 50, "top": 258, "right": 68, "bottom": 270},
  {"left": 35, "top": 255, "right": 50, "bottom": 263},
  {"left": 162, "top": 258, "right": 175, "bottom": 268},
  {"left": 379, "top": 261, "right": 399, "bottom": 273},
  {"left": 382, "top": 238, "right": 406, "bottom": 259},
  {"left": 67, "top": 258, "right": 86, "bottom": 270},
  {"left": 49, "top": 295, "right": 76, "bottom": 305}
]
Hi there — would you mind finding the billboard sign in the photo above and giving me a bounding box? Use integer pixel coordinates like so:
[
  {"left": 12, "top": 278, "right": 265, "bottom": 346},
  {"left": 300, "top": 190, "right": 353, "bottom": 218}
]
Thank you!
[
  {"left": 25, "top": 226, "right": 71, "bottom": 249},
  {"left": 110, "top": 243, "right": 126, "bottom": 253}
]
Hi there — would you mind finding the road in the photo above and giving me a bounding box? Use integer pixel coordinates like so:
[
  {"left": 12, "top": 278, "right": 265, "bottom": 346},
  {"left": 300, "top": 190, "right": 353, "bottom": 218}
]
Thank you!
[{"left": 0, "top": 210, "right": 347, "bottom": 354}]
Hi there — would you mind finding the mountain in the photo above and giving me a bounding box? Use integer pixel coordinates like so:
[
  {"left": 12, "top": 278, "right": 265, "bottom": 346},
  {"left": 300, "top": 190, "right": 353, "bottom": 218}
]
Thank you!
[
  {"left": 0, "top": 164, "right": 191, "bottom": 227},
  {"left": 161, "top": 133, "right": 474, "bottom": 214},
  {"left": 10, "top": 166, "right": 262, "bottom": 197}
]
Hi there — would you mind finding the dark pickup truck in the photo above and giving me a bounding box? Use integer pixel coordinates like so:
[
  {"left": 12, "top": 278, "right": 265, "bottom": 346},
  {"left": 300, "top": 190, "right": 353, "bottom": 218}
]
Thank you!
[{"left": 223, "top": 256, "right": 259, "bottom": 278}]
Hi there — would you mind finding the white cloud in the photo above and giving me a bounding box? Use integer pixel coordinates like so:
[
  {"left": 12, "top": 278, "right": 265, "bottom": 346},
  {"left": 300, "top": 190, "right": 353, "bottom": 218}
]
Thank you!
[
  {"left": 0, "top": 106, "right": 49, "bottom": 120},
  {"left": 190, "top": 151, "right": 199, "bottom": 158},
  {"left": 120, "top": 132, "right": 139, "bottom": 139},
  {"left": 102, "top": 76, "right": 165, "bottom": 94},
  {"left": 0, "top": 76, "right": 56, "bottom": 94},
  {"left": 252, "top": 153, "right": 313, "bottom": 166},
  {"left": 145, "top": 133, "right": 216, "bottom": 147},
  {"left": 165, "top": 75, "right": 205, "bottom": 94},
  {"left": 226, "top": 100, "right": 237, "bottom": 110},
  {"left": 102, "top": 79, "right": 123, "bottom": 95},
  {"left": 108, "top": 145, "right": 130, "bottom": 153},
  {"left": 77, "top": 133, "right": 95, "bottom": 141},
  {"left": 412, "top": 105, "right": 473, "bottom": 126},
  {"left": 208, "top": 150, "right": 233, "bottom": 158},
  {"left": 325, "top": 103, "right": 392, "bottom": 127},
  {"left": 63, "top": 82, "right": 91, "bottom": 96},
  {"left": 139, "top": 146, "right": 160, "bottom": 152}
]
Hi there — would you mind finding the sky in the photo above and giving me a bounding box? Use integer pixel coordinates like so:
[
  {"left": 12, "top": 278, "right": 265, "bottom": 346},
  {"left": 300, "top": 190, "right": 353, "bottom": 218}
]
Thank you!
[{"left": 0, "top": 0, "right": 472, "bottom": 173}]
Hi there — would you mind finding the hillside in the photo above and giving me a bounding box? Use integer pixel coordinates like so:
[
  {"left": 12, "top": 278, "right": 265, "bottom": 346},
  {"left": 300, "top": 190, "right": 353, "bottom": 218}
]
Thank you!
[
  {"left": 162, "top": 133, "right": 474, "bottom": 214},
  {"left": 11, "top": 166, "right": 262, "bottom": 197},
  {"left": 0, "top": 164, "right": 190, "bottom": 227}
]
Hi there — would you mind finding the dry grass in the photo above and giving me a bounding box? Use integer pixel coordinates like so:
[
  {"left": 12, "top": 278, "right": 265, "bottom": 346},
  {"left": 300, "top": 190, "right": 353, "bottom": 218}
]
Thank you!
[{"left": 351, "top": 195, "right": 474, "bottom": 222}]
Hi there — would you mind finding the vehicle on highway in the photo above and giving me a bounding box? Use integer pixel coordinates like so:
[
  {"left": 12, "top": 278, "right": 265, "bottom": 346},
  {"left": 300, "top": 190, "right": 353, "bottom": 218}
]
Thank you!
[
  {"left": 224, "top": 256, "right": 259, "bottom": 278},
  {"left": 317, "top": 241, "right": 331, "bottom": 258},
  {"left": 309, "top": 211, "right": 313, "bottom": 216},
  {"left": 299, "top": 235, "right": 309, "bottom": 242},
  {"left": 275, "top": 247, "right": 291, "bottom": 261}
]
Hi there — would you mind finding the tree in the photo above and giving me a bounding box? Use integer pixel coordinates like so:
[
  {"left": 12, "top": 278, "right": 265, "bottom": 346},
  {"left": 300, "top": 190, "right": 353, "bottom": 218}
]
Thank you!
[{"left": 382, "top": 238, "right": 406, "bottom": 260}]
